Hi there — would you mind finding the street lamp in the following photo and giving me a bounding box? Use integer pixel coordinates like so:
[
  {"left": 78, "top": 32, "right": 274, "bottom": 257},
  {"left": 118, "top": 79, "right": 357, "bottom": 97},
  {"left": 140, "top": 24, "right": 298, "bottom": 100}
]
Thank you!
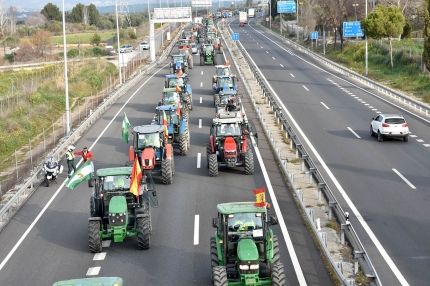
[
  {"left": 115, "top": 0, "right": 122, "bottom": 84},
  {"left": 297, "top": 2, "right": 303, "bottom": 41},
  {"left": 61, "top": 0, "right": 70, "bottom": 135},
  {"left": 352, "top": 4, "right": 359, "bottom": 21}
]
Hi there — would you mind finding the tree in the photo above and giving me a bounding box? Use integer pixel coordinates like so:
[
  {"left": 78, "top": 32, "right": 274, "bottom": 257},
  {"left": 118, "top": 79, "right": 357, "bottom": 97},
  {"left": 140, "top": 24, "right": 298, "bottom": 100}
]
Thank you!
[
  {"left": 361, "top": 5, "right": 405, "bottom": 71},
  {"left": 90, "top": 32, "right": 101, "bottom": 46},
  {"left": 41, "top": 3, "right": 61, "bottom": 21},
  {"left": 424, "top": 0, "right": 430, "bottom": 71},
  {"left": 70, "top": 3, "right": 85, "bottom": 23},
  {"left": 32, "top": 29, "right": 51, "bottom": 57},
  {"left": 25, "top": 12, "right": 47, "bottom": 26},
  {"left": 87, "top": 4, "right": 100, "bottom": 26},
  {"left": 14, "top": 40, "right": 37, "bottom": 62}
]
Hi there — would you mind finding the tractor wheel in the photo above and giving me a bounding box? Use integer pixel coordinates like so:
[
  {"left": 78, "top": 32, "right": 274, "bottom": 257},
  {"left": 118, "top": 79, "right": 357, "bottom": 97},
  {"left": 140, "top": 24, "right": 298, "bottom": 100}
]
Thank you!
[
  {"left": 187, "top": 127, "right": 190, "bottom": 148},
  {"left": 208, "top": 154, "right": 218, "bottom": 177},
  {"left": 272, "top": 235, "right": 280, "bottom": 264},
  {"left": 46, "top": 177, "right": 50, "bottom": 187},
  {"left": 210, "top": 237, "right": 219, "bottom": 268},
  {"left": 200, "top": 56, "right": 204, "bottom": 66},
  {"left": 213, "top": 55, "right": 218, "bottom": 65},
  {"left": 171, "top": 145, "right": 175, "bottom": 176},
  {"left": 212, "top": 266, "right": 228, "bottom": 286},
  {"left": 214, "top": 95, "right": 220, "bottom": 105},
  {"left": 206, "top": 143, "right": 211, "bottom": 169},
  {"left": 90, "top": 196, "right": 97, "bottom": 217},
  {"left": 271, "top": 263, "right": 286, "bottom": 286},
  {"left": 183, "top": 109, "right": 189, "bottom": 121},
  {"left": 162, "top": 159, "right": 173, "bottom": 184},
  {"left": 170, "top": 67, "right": 174, "bottom": 74},
  {"left": 179, "top": 134, "right": 187, "bottom": 156},
  {"left": 220, "top": 46, "right": 224, "bottom": 54},
  {"left": 137, "top": 217, "right": 150, "bottom": 250},
  {"left": 244, "top": 150, "right": 254, "bottom": 175},
  {"left": 184, "top": 66, "right": 189, "bottom": 74},
  {"left": 88, "top": 220, "right": 102, "bottom": 253},
  {"left": 189, "top": 56, "right": 194, "bottom": 69}
]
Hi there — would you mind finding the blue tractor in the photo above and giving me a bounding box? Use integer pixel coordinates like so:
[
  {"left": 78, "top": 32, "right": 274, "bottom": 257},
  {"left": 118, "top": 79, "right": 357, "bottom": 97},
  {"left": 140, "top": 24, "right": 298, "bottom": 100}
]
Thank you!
[
  {"left": 154, "top": 105, "right": 190, "bottom": 156},
  {"left": 170, "top": 54, "right": 189, "bottom": 74},
  {"left": 213, "top": 75, "right": 238, "bottom": 102},
  {"left": 164, "top": 74, "right": 193, "bottom": 111}
]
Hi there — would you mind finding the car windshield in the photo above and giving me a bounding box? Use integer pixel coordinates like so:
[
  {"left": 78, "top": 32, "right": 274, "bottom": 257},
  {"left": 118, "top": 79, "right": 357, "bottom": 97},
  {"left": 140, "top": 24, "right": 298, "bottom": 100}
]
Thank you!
[
  {"left": 137, "top": 133, "right": 161, "bottom": 149},
  {"left": 217, "top": 123, "right": 241, "bottom": 136},
  {"left": 168, "top": 78, "right": 184, "bottom": 87},
  {"left": 159, "top": 111, "right": 179, "bottom": 125},
  {"left": 385, "top": 118, "right": 405, "bottom": 124},
  {"left": 164, "top": 92, "right": 180, "bottom": 104},
  {"left": 103, "top": 175, "right": 131, "bottom": 191},
  {"left": 228, "top": 213, "right": 263, "bottom": 231},
  {"left": 173, "top": 56, "right": 184, "bottom": 63},
  {"left": 219, "top": 77, "right": 233, "bottom": 87}
]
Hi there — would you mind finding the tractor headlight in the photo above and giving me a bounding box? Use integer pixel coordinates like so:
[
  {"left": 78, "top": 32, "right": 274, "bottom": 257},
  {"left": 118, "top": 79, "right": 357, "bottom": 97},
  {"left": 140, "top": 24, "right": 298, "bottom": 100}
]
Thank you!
[
  {"left": 239, "top": 265, "right": 249, "bottom": 270},
  {"left": 249, "top": 264, "right": 259, "bottom": 270}
]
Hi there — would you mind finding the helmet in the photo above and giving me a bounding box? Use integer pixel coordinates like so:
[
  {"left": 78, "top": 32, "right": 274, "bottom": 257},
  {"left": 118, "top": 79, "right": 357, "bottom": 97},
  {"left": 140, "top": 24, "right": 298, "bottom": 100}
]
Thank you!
[{"left": 68, "top": 145, "right": 75, "bottom": 151}]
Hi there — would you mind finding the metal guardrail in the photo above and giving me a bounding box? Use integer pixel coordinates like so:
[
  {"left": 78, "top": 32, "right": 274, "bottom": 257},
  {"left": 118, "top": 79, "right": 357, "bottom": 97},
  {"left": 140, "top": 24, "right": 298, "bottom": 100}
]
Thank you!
[
  {"left": 221, "top": 20, "right": 380, "bottom": 285},
  {"left": 0, "top": 27, "right": 183, "bottom": 229}
]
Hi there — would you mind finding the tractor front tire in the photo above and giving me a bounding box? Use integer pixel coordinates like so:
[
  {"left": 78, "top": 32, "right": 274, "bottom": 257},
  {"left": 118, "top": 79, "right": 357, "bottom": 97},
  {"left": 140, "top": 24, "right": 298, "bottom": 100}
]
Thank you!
[
  {"left": 271, "top": 263, "right": 286, "bottom": 286},
  {"left": 212, "top": 266, "right": 228, "bottom": 286},
  {"left": 162, "top": 159, "right": 173, "bottom": 184},
  {"left": 273, "top": 235, "right": 280, "bottom": 264},
  {"left": 189, "top": 56, "right": 194, "bottom": 69},
  {"left": 137, "top": 217, "right": 150, "bottom": 250},
  {"left": 200, "top": 56, "right": 204, "bottom": 66},
  {"left": 210, "top": 237, "right": 219, "bottom": 268},
  {"left": 179, "top": 134, "right": 187, "bottom": 156},
  {"left": 88, "top": 220, "right": 102, "bottom": 253},
  {"left": 244, "top": 150, "right": 254, "bottom": 175},
  {"left": 214, "top": 95, "right": 220, "bottom": 105},
  {"left": 171, "top": 145, "right": 175, "bottom": 176},
  {"left": 208, "top": 154, "right": 218, "bottom": 177}
]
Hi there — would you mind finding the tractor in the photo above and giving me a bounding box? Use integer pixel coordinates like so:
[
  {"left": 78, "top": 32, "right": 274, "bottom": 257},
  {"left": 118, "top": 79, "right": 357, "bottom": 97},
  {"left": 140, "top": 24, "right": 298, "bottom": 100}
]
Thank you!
[
  {"left": 129, "top": 125, "right": 174, "bottom": 184},
  {"left": 164, "top": 74, "right": 193, "bottom": 111},
  {"left": 215, "top": 89, "right": 241, "bottom": 115},
  {"left": 209, "top": 37, "right": 223, "bottom": 54},
  {"left": 213, "top": 75, "right": 238, "bottom": 94},
  {"left": 192, "top": 29, "right": 200, "bottom": 43},
  {"left": 178, "top": 44, "right": 194, "bottom": 69},
  {"left": 210, "top": 201, "right": 285, "bottom": 285},
  {"left": 213, "top": 65, "right": 232, "bottom": 84},
  {"left": 207, "top": 113, "right": 257, "bottom": 176},
  {"left": 170, "top": 54, "right": 189, "bottom": 74},
  {"left": 154, "top": 105, "right": 190, "bottom": 156},
  {"left": 206, "top": 31, "right": 217, "bottom": 43},
  {"left": 88, "top": 166, "right": 159, "bottom": 253},
  {"left": 200, "top": 44, "right": 218, "bottom": 66}
]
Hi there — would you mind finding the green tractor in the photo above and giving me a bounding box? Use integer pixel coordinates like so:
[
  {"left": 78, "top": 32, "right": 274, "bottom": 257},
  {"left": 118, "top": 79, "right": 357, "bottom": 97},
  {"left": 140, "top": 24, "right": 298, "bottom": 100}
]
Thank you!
[
  {"left": 53, "top": 277, "right": 123, "bottom": 286},
  {"left": 201, "top": 44, "right": 218, "bottom": 66},
  {"left": 88, "top": 167, "right": 158, "bottom": 253},
  {"left": 211, "top": 202, "right": 285, "bottom": 285}
]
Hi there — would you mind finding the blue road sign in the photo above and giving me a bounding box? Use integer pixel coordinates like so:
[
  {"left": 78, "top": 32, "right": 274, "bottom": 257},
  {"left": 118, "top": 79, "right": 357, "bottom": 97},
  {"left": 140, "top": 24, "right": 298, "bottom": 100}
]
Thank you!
[
  {"left": 310, "top": 31, "right": 318, "bottom": 40},
  {"left": 277, "top": 1, "right": 296, "bottom": 13},
  {"left": 343, "top": 21, "right": 364, "bottom": 37},
  {"left": 232, "top": 33, "right": 239, "bottom": 41}
]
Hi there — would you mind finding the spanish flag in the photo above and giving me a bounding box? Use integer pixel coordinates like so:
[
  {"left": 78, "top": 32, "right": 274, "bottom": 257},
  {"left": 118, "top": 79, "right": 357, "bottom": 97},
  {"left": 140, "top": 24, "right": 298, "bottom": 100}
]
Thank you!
[
  {"left": 163, "top": 110, "right": 169, "bottom": 139},
  {"left": 177, "top": 68, "right": 184, "bottom": 77},
  {"left": 176, "top": 83, "right": 182, "bottom": 93},
  {"left": 130, "top": 157, "right": 142, "bottom": 197},
  {"left": 253, "top": 187, "right": 266, "bottom": 207},
  {"left": 225, "top": 60, "right": 230, "bottom": 67},
  {"left": 176, "top": 101, "right": 181, "bottom": 116}
]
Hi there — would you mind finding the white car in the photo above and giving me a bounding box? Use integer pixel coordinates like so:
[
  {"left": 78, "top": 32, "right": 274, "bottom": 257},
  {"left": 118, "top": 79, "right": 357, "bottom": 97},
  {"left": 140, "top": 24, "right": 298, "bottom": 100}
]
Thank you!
[
  {"left": 370, "top": 113, "right": 409, "bottom": 142},
  {"left": 139, "top": 41, "right": 150, "bottom": 50},
  {"left": 191, "top": 43, "right": 198, "bottom": 54},
  {"left": 119, "top": 44, "right": 133, "bottom": 53}
]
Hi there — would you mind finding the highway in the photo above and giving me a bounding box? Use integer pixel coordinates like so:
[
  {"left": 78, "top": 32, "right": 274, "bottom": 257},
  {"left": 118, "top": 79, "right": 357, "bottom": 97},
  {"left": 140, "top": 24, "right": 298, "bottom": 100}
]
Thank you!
[
  {"left": 234, "top": 18, "right": 430, "bottom": 286},
  {"left": 0, "top": 34, "right": 333, "bottom": 285}
]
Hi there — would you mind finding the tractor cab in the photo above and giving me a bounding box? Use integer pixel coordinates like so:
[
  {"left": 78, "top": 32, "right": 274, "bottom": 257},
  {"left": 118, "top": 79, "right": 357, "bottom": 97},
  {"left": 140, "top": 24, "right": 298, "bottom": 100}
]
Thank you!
[
  {"left": 215, "top": 89, "right": 241, "bottom": 114},
  {"left": 213, "top": 64, "right": 232, "bottom": 84},
  {"left": 88, "top": 166, "right": 158, "bottom": 253},
  {"left": 178, "top": 38, "right": 191, "bottom": 48},
  {"left": 210, "top": 202, "right": 284, "bottom": 285},
  {"left": 200, "top": 44, "right": 217, "bottom": 65},
  {"left": 206, "top": 31, "right": 217, "bottom": 42},
  {"left": 170, "top": 54, "right": 188, "bottom": 74},
  {"left": 214, "top": 75, "right": 238, "bottom": 93},
  {"left": 163, "top": 74, "right": 193, "bottom": 112}
]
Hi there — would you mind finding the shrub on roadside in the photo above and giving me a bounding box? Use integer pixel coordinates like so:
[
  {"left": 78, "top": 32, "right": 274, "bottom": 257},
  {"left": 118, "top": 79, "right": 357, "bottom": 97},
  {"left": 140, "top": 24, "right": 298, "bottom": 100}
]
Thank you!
[{"left": 67, "top": 48, "right": 79, "bottom": 58}]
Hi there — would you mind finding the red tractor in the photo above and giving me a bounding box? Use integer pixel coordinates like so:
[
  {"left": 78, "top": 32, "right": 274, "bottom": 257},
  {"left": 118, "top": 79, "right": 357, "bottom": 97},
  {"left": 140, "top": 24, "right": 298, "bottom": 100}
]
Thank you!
[{"left": 206, "top": 113, "right": 258, "bottom": 177}]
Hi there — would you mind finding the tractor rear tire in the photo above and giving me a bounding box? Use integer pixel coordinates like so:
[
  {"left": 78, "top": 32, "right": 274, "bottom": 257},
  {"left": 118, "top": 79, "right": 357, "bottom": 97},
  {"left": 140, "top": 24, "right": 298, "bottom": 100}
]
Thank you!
[
  {"left": 171, "top": 145, "right": 175, "bottom": 176},
  {"left": 206, "top": 143, "right": 211, "bottom": 169},
  {"left": 212, "top": 266, "right": 228, "bottom": 286},
  {"left": 200, "top": 56, "right": 204, "bottom": 66},
  {"left": 208, "top": 154, "right": 218, "bottom": 177},
  {"left": 271, "top": 263, "right": 286, "bottom": 286},
  {"left": 244, "top": 150, "right": 254, "bottom": 175},
  {"left": 187, "top": 128, "right": 190, "bottom": 148},
  {"left": 273, "top": 235, "right": 280, "bottom": 264},
  {"left": 213, "top": 55, "right": 218, "bottom": 65},
  {"left": 184, "top": 66, "right": 189, "bottom": 74},
  {"left": 90, "top": 197, "right": 97, "bottom": 217},
  {"left": 137, "top": 217, "right": 150, "bottom": 250},
  {"left": 170, "top": 67, "right": 174, "bottom": 74},
  {"left": 162, "top": 159, "right": 173, "bottom": 184},
  {"left": 189, "top": 56, "right": 194, "bottom": 69},
  {"left": 88, "top": 220, "right": 102, "bottom": 253},
  {"left": 214, "top": 95, "right": 220, "bottom": 105},
  {"left": 179, "top": 134, "right": 187, "bottom": 156},
  {"left": 210, "top": 237, "right": 219, "bottom": 268}
]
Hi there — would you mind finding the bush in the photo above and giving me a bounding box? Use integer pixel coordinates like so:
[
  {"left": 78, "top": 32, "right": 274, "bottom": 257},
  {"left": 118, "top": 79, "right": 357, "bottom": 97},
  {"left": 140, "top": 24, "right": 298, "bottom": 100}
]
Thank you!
[
  {"left": 401, "top": 22, "right": 412, "bottom": 39},
  {"left": 3, "top": 53, "right": 14, "bottom": 63},
  {"left": 128, "top": 30, "right": 137, "bottom": 39},
  {"left": 90, "top": 32, "right": 101, "bottom": 46},
  {"left": 92, "top": 47, "right": 104, "bottom": 57},
  {"left": 67, "top": 48, "right": 79, "bottom": 58}
]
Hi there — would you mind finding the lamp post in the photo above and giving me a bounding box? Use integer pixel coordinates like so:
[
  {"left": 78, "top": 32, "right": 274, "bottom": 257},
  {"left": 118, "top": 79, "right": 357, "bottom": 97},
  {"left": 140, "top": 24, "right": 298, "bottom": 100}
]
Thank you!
[
  {"left": 352, "top": 3, "right": 358, "bottom": 21},
  {"left": 365, "top": 0, "right": 368, "bottom": 75},
  {"left": 61, "top": 0, "right": 70, "bottom": 135},
  {"left": 115, "top": 0, "right": 122, "bottom": 84}
]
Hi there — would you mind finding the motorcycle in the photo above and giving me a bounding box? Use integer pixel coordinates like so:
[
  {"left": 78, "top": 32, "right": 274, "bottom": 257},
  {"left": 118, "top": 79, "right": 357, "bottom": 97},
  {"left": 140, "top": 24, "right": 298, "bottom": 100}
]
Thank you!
[{"left": 42, "top": 156, "right": 63, "bottom": 187}]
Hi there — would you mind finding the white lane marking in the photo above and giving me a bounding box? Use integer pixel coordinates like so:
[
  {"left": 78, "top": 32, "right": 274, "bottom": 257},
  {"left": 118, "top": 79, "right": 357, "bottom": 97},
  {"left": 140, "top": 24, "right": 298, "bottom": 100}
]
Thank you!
[
  {"left": 392, "top": 169, "right": 416, "bottom": 189},
  {"left": 0, "top": 63, "right": 169, "bottom": 273},
  {"left": 194, "top": 215, "right": 200, "bottom": 245},
  {"left": 372, "top": 109, "right": 378, "bottom": 111},
  {"left": 321, "top": 102, "right": 330, "bottom": 109},
  {"left": 347, "top": 127, "right": 361, "bottom": 138},
  {"left": 364, "top": 104, "right": 370, "bottom": 106},
  {"left": 361, "top": 101, "right": 366, "bottom": 103},
  {"left": 199, "top": 119, "right": 202, "bottom": 128},
  {"left": 266, "top": 51, "right": 269, "bottom": 53},
  {"left": 376, "top": 111, "right": 381, "bottom": 113},
  {"left": 410, "top": 135, "right": 417, "bottom": 137},
  {"left": 354, "top": 97, "right": 359, "bottom": 98},
  {"left": 253, "top": 147, "right": 307, "bottom": 285},
  {"left": 86, "top": 267, "right": 101, "bottom": 276},
  {"left": 200, "top": 97, "right": 202, "bottom": 104},
  {"left": 280, "top": 64, "right": 284, "bottom": 68},
  {"left": 200, "top": 82, "right": 203, "bottom": 87},
  {"left": 272, "top": 57, "right": 275, "bottom": 60},
  {"left": 201, "top": 71, "right": 203, "bottom": 75},
  {"left": 368, "top": 106, "right": 374, "bottom": 108},
  {"left": 93, "top": 253, "right": 106, "bottom": 261},
  {"left": 102, "top": 240, "right": 111, "bottom": 247},
  {"left": 303, "top": 85, "right": 309, "bottom": 91},
  {"left": 240, "top": 46, "right": 408, "bottom": 285},
  {"left": 416, "top": 139, "right": 424, "bottom": 142},
  {"left": 261, "top": 46, "right": 263, "bottom": 48},
  {"left": 424, "top": 144, "right": 430, "bottom": 147},
  {"left": 290, "top": 73, "right": 295, "bottom": 77},
  {"left": 197, "top": 153, "right": 201, "bottom": 168}
]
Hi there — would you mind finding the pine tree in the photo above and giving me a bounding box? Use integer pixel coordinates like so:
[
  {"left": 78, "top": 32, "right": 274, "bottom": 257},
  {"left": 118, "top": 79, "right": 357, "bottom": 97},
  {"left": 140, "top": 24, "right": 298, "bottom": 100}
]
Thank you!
[{"left": 423, "top": 0, "right": 430, "bottom": 72}]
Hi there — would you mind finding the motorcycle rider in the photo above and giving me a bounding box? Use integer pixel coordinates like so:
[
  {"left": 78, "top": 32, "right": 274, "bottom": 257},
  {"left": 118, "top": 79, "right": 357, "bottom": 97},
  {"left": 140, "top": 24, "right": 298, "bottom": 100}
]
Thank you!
[{"left": 65, "top": 146, "right": 76, "bottom": 178}]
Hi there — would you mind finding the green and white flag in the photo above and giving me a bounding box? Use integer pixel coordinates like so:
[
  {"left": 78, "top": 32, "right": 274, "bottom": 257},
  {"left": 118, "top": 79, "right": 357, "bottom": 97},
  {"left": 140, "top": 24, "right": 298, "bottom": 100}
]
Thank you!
[
  {"left": 65, "top": 160, "right": 93, "bottom": 190},
  {"left": 122, "top": 112, "right": 131, "bottom": 143}
]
